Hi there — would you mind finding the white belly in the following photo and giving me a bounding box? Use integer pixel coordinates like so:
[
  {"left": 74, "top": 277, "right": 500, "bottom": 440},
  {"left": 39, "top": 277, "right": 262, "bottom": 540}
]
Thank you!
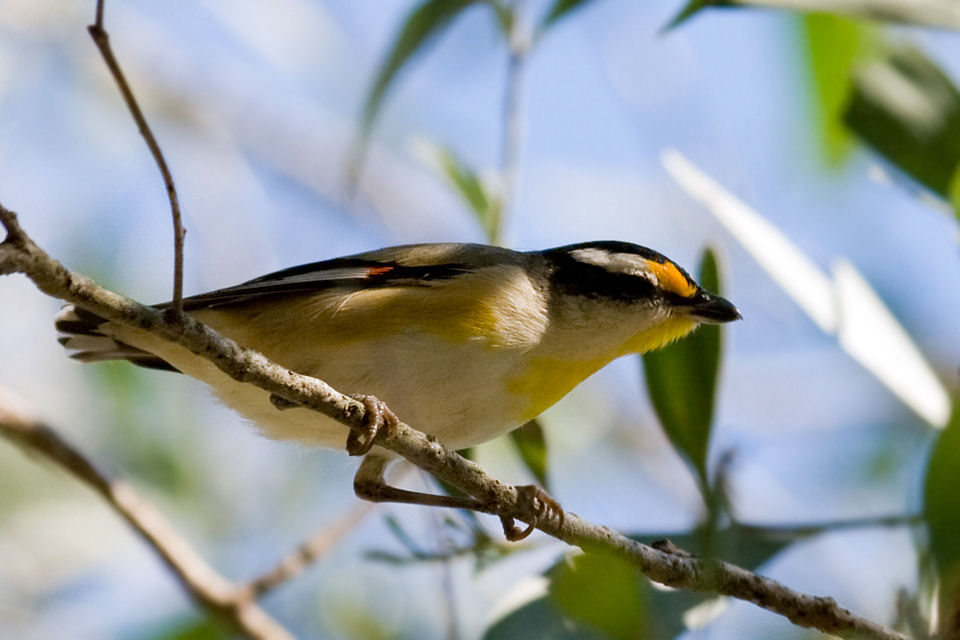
[{"left": 104, "top": 324, "right": 532, "bottom": 451}]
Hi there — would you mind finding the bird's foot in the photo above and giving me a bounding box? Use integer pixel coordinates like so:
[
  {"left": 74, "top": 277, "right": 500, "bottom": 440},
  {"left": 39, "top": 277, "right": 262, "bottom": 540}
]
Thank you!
[
  {"left": 346, "top": 394, "right": 400, "bottom": 456},
  {"left": 499, "top": 484, "right": 564, "bottom": 541}
]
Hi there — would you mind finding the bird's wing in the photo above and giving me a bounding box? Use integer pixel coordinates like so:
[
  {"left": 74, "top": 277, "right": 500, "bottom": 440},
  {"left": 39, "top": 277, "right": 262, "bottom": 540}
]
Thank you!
[{"left": 180, "top": 253, "right": 471, "bottom": 310}]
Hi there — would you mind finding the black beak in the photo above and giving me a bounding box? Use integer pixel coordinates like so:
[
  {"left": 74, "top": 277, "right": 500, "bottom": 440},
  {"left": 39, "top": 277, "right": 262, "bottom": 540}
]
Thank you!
[{"left": 686, "top": 292, "right": 741, "bottom": 324}]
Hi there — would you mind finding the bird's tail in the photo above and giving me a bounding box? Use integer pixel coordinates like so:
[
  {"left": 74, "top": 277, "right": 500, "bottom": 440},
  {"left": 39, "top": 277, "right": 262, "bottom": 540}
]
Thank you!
[{"left": 55, "top": 305, "right": 178, "bottom": 372}]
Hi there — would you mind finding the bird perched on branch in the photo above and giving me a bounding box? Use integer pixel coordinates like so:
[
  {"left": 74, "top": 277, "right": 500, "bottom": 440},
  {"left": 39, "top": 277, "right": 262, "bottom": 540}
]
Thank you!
[{"left": 56, "top": 241, "right": 740, "bottom": 539}]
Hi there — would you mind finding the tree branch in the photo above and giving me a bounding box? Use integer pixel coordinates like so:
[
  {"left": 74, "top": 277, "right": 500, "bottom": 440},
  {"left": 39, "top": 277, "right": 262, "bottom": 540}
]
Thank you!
[
  {"left": 87, "top": 0, "right": 186, "bottom": 312},
  {"left": 0, "top": 385, "right": 293, "bottom": 640},
  {"left": 0, "top": 205, "right": 908, "bottom": 640}
]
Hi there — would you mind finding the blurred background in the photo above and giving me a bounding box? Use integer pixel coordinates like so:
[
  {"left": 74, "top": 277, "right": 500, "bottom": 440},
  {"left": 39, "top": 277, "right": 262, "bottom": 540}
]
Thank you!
[{"left": 1, "top": 0, "right": 959, "bottom": 638}]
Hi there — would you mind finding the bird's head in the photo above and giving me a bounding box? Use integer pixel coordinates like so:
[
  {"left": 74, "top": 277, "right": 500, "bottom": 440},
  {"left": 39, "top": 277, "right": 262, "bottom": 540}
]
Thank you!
[{"left": 539, "top": 241, "right": 741, "bottom": 355}]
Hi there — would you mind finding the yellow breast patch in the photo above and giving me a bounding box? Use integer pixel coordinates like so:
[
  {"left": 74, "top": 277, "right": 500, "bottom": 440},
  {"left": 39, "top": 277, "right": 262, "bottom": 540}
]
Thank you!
[{"left": 507, "top": 355, "right": 610, "bottom": 423}]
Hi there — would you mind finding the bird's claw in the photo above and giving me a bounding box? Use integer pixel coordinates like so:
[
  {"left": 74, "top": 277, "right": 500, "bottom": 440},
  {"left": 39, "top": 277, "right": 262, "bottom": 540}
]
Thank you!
[
  {"left": 499, "top": 484, "right": 564, "bottom": 542},
  {"left": 346, "top": 394, "right": 399, "bottom": 456}
]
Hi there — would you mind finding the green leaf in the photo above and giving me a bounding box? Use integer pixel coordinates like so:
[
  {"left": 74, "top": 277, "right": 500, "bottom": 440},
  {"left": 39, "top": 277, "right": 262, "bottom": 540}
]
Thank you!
[
  {"left": 348, "top": 0, "right": 479, "bottom": 186},
  {"left": 483, "top": 594, "right": 597, "bottom": 640},
  {"left": 844, "top": 45, "right": 960, "bottom": 199},
  {"left": 549, "top": 552, "right": 650, "bottom": 640},
  {"left": 540, "top": 0, "right": 595, "bottom": 32},
  {"left": 434, "top": 146, "right": 497, "bottom": 240},
  {"left": 133, "top": 616, "right": 228, "bottom": 640},
  {"left": 486, "top": 523, "right": 793, "bottom": 640},
  {"left": 799, "top": 13, "right": 873, "bottom": 166},
  {"left": 924, "top": 401, "right": 960, "bottom": 627},
  {"left": 93, "top": 363, "right": 195, "bottom": 494},
  {"left": 509, "top": 419, "right": 549, "bottom": 489},
  {"left": 642, "top": 249, "right": 723, "bottom": 490},
  {"left": 361, "top": 0, "right": 477, "bottom": 130},
  {"left": 949, "top": 163, "right": 960, "bottom": 220},
  {"left": 489, "top": 0, "right": 514, "bottom": 37},
  {"left": 696, "top": 249, "right": 720, "bottom": 301},
  {"left": 485, "top": 579, "right": 669, "bottom": 640},
  {"left": 661, "top": 0, "right": 718, "bottom": 33}
]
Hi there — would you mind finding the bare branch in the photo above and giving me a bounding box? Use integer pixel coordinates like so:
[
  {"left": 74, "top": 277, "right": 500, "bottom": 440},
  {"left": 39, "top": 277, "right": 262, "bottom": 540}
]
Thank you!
[
  {"left": 242, "top": 503, "right": 375, "bottom": 599},
  {"left": 0, "top": 206, "right": 909, "bottom": 640},
  {"left": 87, "top": 0, "right": 186, "bottom": 313},
  {"left": 735, "top": 513, "right": 923, "bottom": 540},
  {"left": 493, "top": 44, "right": 526, "bottom": 246},
  {"left": 0, "top": 386, "right": 293, "bottom": 640}
]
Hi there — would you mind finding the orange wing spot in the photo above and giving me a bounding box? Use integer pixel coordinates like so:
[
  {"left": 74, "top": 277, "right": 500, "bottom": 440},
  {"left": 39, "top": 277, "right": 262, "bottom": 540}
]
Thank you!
[
  {"left": 648, "top": 261, "right": 697, "bottom": 298},
  {"left": 366, "top": 266, "right": 394, "bottom": 277}
]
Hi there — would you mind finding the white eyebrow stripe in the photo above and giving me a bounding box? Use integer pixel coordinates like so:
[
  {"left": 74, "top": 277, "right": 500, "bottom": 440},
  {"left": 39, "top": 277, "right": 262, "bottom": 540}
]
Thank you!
[{"left": 569, "top": 248, "right": 658, "bottom": 284}]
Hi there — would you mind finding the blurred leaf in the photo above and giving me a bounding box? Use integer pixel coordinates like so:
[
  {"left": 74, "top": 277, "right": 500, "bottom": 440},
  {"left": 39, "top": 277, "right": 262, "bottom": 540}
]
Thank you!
[
  {"left": 799, "top": 13, "right": 873, "bottom": 165},
  {"left": 663, "top": 150, "right": 952, "bottom": 428},
  {"left": 349, "top": 0, "right": 479, "bottom": 186},
  {"left": 94, "top": 363, "right": 193, "bottom": 492},
  {"left": 831, "top": 259, "right": 951, "bottom": 428},
  {"left": 662, "top": 0, "right": 712, "bottom": 32},
  {"left": 642, "top": 249, "right": 723, "bottom": 490},
  {"left": 483, "top": 590, "right": 597, "bottom": 640},
  {"left": 509, "top": 419, "right": 549, "bottom": 489},
  {"left": 666, "top": 0, "right": 960, "bottom": 31},
  {"left": 550, "top": 552, "right": 650, "bottom": 640},
  {"left": 487, "top": 523, "right": 794, "bottom": 640},
  {"left": 133, "top": 616, "right": 228, "bottom": 640},
  {"left": 949, "top": 163, "right": 960, "bottom": 220},
  {"left": 361, "top": 0, "right": 477, "bottom": 130},
  {"left": 434, "top": 146, "right": 498, "bottom": 239},
  {"left": 486, "top": 584, "right": 682, "bottom": 640},
  {"left": 845, "top": 45, "right": 960, "bottom": 199},
  {"left": 892, "top": 584, "right": 933, "bottom": 640},
  {"left": 489, "top": 0, "right": 514, "bottom": 36},
  {"left": 924, "top": 401, "right": 960, "bottom": 627},
  {"left": 540, "top": 0, "right": 596, "bottom": 31}
]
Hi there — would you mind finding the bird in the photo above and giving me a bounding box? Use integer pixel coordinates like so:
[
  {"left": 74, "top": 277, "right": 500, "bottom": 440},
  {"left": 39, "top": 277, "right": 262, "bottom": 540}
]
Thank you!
[{"left": 55, "top": 241, "right": 740, "bottom": 538}]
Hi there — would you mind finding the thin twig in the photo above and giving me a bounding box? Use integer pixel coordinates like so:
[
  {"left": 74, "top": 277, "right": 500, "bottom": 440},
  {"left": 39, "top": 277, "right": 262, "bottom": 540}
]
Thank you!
[
  {"left": 734, "top": 513, "right": 924, "bottom": 540},
  {"left": 242, "top": 502, "right": 375, "bottom": 599},
  {"left": 492, "top": 16, "right": 528, "bottom": 247},
  {"left": 0, "top": 205, "right": 909, "bottom": 640},
  {"left": 429, "top": 509, "right": 461, "bottom": 640},
  {"left": 366, "top": 544, "right": 504, "bottom": 565},
  {"left": 0, "top": 386, "right": 293, "bottom": 640},
  {"left": 87, "top": 0, "right": 186, "bottom": 313}
]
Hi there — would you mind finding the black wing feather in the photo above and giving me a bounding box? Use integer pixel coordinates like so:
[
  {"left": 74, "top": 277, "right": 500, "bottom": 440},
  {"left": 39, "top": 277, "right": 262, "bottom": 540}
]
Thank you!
[{"left": 179, "top": 257, "right": 468, "bottom": 310}]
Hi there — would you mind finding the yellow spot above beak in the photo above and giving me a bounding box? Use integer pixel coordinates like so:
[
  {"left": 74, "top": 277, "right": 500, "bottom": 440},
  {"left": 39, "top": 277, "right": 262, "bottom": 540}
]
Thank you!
[{"left": 648, "top": 261, "right": 697, "bottom": 298}]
